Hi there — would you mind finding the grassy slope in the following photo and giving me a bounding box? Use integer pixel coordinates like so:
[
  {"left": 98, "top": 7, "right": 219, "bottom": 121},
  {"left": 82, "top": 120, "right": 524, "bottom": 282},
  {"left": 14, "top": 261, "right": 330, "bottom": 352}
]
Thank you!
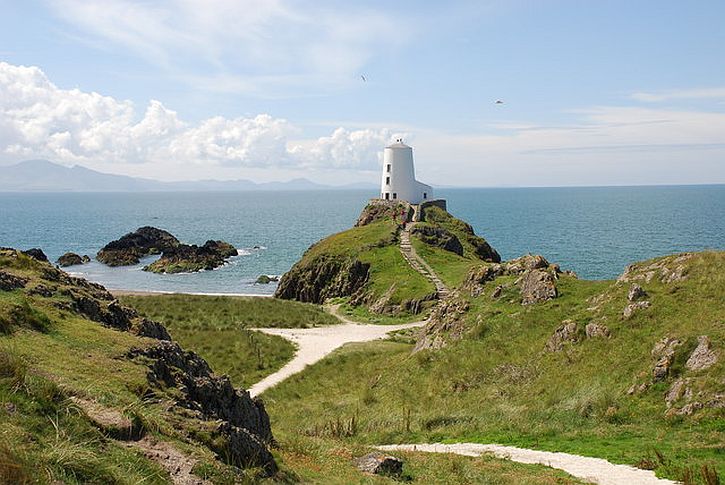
[
  {"left": 264, "top": 251, "right": 725, "bottom": 483},
  {"left": 120, "top": 294, "right": 338, "bottom": 389}
]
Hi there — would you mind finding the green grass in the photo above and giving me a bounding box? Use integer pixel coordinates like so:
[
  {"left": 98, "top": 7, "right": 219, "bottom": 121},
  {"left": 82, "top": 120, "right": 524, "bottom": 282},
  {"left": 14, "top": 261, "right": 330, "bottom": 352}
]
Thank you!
[
  {"left": 264, "top": 252, "right": 725, "bottom": 484},
  {"left": 121, "top": 294, "right": 339, "bottom": 389},
  {"left": 411, "top": 238, "right": 478, "bottom": 288}
]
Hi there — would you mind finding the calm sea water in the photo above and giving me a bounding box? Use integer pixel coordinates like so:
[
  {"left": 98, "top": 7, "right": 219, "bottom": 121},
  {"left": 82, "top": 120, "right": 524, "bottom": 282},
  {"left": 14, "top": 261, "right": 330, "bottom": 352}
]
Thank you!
[{"left": 1, "top": 186, "right": 723, "bottom": 295}]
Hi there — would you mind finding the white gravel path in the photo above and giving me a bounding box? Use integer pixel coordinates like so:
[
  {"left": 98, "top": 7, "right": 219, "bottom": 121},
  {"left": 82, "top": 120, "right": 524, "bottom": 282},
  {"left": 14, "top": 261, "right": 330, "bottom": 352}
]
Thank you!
[
  {"left": 248, "top": 307, "right": 425, "bottom": 397},
  {"left": 376, "top": 443, "right": 679, "bottom": 485}
]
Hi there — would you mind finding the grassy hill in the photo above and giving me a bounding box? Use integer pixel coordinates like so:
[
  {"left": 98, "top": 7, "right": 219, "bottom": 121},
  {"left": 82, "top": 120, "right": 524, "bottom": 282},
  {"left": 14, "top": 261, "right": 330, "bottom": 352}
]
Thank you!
[{"left": 263, "top": 250, "right": 725, "bottom": 484}]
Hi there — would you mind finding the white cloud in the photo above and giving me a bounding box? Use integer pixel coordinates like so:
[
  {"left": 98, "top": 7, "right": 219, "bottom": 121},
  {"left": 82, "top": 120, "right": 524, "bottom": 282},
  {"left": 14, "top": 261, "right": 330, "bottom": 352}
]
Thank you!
[
  {"left": 0, "top": 61, "right": 394, "bottom": 169},
  {"left": 48, "top": 0, "right": 410, "bottom": 95},
  {"left": 631, "top": 87, "right": 725, "bottom": 102}
]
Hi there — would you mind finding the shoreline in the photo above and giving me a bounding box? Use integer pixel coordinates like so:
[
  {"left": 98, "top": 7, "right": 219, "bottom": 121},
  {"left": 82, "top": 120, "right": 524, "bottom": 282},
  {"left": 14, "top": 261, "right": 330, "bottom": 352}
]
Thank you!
[{"left": 109, "top": 289, "right": 273, "bottom": 298}]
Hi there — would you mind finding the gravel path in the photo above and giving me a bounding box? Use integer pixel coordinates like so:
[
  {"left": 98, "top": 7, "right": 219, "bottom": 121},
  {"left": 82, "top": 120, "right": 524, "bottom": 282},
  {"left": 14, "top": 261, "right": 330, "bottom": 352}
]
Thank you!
[
  {"left": 248, "top": 306, "right": 425, "bottom": 397},
  {"left": 377, "top": 444, "right": 679, "bottom": 485}
]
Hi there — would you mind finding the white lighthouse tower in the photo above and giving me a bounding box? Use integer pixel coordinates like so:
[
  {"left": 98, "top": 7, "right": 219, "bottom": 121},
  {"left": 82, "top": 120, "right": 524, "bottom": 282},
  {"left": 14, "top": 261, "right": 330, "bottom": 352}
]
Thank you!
[{"left": 380, "top": 140, "right": 432, "bottom": 205}]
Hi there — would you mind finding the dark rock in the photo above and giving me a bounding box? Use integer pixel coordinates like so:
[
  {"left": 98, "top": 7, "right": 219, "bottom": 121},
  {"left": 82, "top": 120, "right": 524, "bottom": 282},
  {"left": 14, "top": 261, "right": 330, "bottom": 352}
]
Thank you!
[
  {"left": 82, "top": 255, "right": 91, "bottom": 263},
  {"left": 127, "top": 341, "right": 276, "bottom": 474},
  {"left": 685, "top": 335, "right": 718, "bottom": 371},
  {"left": 97, "top": 227, "right": 180, "bottom": 266},
  {"left": 22, "top": 248, "right": 48, "bottom": 262},
  {"left": 71, "top": 295, "right": 134, "bottom": 331},
  {"left": 546, "top": 320, "right": 579, "bottom": 352},
  {"left": 627, "top": 284, "right": 647, "bottom": 302},
  {"left": 520, "top": 269, "right": 557, "bottom": 305},
  {"left": 27, "top": 283, "right": 54, "bottom": 297},
  {"left": 412, "top": 225, "right": 464, "bottom": 256},
  {"left": 651, "top": 337, "right": 681, "bottom": 381},
  {"left": 135, "top": 318, "right": 172, "bottom": 340},
  {"left": 275, "top": 254, "right": 370, "bottom": 304},
  {"left": 143, "top": 240, "right": 238, "bottom": 274},
  {"left": 354, "top": 452, "right": 403, "bottom": 476},
  {"left": 465, "top": 233, "right": 501, "bottom": 262},
  {"left": 0, "top": 270, "right": 28, "bottom": 291},
  {"left": 255, "top": 275, "right": 279, "bottom": 285},
  {"left": 491, "top": 285, "right": 504, "bottom": 299},
  {"left": 57, "top": 252, "right": 85, "bottom": 267}
]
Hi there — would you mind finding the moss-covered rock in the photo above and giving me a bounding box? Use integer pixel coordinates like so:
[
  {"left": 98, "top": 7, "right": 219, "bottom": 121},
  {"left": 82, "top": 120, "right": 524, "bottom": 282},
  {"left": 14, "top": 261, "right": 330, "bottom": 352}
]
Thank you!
[{"left": 143, "top": 240, "right": 238, "bottom": 274}]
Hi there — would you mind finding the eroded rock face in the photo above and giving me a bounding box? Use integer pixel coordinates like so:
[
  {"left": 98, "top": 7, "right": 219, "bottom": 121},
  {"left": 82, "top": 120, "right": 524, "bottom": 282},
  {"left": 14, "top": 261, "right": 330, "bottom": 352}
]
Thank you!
[
  {"left": 127, "top": 341, "right": 276, "bottom": 475},
  {"left": 411, "top": 225, "right": 463, "bottom": 256},
  {"left": 275, "top": 255, "right": 370, "bottom": 304},
  {"left": 354, "top": 452, "right": 403, "bottom": 476},
  {"left": 619, "top": 253, "right": 692, "bottom": 284},
  {"left": 546, "top": 320, "right": 579, "bottom": 352},
  {"left": 356, "top": 200, "right": 411, "bottom": 227},
  {"left": 685, "top": 336, "right": 718, "bottom": 371},
  {"left": 144, "top": 240, "right": 238, "bottom": 274},
  {"left": 97, "top": 227, "right": 180, "bottom": 266},
  {"left": 22, "top": 248, "right": 48, "bottom": 262},
  {"left": 463, "top": 255, "right": 561, "bottom": 299},
  {"left": 0, "top": 270, "right": 28, "bottom": 291},
  {"left": 520, "top": 269, "right": 558, "bottom": 305}
]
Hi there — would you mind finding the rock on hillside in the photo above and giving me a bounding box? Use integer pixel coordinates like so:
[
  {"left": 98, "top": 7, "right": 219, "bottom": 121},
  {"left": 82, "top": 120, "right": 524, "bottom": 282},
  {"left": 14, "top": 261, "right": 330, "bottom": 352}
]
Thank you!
[
  {"left": 144, "top": 240, "right": 238, "bottom": 274},
  {"left": 275, "top": 254, "right": 370, "bottom": 304},
  {"left": 57, "top": 252, "right": 90, "bottom": 267},
  {"left": 355, "top": 200, "right": 412, "bottom": 227},
  {"left": 97, "top": 226, "right": 180, "bottom": 266}
]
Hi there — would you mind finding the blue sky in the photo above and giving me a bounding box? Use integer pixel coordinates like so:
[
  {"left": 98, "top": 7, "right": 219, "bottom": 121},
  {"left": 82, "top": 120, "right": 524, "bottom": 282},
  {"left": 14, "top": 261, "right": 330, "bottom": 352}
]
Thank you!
[{"left": 1, "top": 0, "right": 724, "bottom": 186}]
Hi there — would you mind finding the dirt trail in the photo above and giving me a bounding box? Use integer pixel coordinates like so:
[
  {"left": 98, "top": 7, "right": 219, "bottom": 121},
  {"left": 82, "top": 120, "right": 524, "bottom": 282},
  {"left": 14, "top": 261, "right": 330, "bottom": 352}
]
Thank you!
[
  {"left": 248, "top": 305, "right": 425, "bottom": 397},
  {"left": 377, "top": 443, "right": 679, "bottom": 485}
]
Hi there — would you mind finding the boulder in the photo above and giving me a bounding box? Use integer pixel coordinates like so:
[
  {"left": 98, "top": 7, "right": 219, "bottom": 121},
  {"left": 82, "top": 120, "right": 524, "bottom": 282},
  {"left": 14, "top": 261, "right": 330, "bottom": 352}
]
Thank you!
[
  {"left": 622, "top": 301, "right": 650, "bottom": 319},
  {"left": 627, "top": 284, "right": 647, "bottom": 302},
  {"left": 414, "top": 292, "right": 470, "bottom": 351},
  {"left": 685, "top": 335, "right": 718, "bottom": 371},
  {"left": 255, "top": 274, "right": 279, "bottom": 285},
  {"left": 585, "top": 322, "right": 610, "bottom": 338},
  {"left": 57, "top": 252, "right": 85, "bottom": 267},
  {"left": 354, "top": 452, "right": 403, "bottom": 477},
  {"left": 506, "top": 254, "right": 549, "bottom": 274},
  {"left": 97, "top": 227, "right": 180, "bottom": 266},
  {"left": 546, "top": 320, "right": 579, "bottom": 352},
  {"left": 135, "top": 318, "right": 172, "bottom": 340},
  {"left": 520, "top": 269, "right": 558, "bottom": 305},
  {"left": 22, "top": 248, "right": 48, "bottom": 262}
]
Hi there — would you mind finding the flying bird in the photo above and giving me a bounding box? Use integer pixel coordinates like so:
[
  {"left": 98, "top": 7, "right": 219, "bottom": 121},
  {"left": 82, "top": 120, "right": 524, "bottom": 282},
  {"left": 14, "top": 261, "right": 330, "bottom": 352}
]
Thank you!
[
  {"left": 495, "top": 100, "right": 504, "bottom": 104},
  {"left": 360, "top": 75, "right": 367, "bottom": 82}
]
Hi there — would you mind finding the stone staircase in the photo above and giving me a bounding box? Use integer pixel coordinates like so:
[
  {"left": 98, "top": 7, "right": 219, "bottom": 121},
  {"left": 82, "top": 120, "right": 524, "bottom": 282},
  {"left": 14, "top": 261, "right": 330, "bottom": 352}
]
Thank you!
[{"left": 400, "top": 222, "right": 450, "bottom": 299}]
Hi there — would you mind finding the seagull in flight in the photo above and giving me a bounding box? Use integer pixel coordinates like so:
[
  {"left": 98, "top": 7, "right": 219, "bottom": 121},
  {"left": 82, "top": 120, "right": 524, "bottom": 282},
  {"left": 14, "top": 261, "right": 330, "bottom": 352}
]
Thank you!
[
  {"left": 495, "top": 100, "right": 504, "bottom": 104},
  {"left": 360, "top": 75, "right": 367, "bottom": 82}
]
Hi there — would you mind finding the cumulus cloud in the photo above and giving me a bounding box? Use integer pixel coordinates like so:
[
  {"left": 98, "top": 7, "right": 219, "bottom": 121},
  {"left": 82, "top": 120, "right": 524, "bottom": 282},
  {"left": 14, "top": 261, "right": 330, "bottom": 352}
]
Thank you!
[{"left": 0, "top": 61, "right": 392, "bottom": 169}]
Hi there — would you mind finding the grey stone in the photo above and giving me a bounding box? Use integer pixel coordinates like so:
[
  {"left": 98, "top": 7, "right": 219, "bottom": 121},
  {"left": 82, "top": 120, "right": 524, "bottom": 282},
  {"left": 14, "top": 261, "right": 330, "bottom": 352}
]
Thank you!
[
  {"left": 354, "top": 452, "right": 403, "bottom": 476},
  {"left": 685, "top": 335, "right": 718, "bottom": 371}
]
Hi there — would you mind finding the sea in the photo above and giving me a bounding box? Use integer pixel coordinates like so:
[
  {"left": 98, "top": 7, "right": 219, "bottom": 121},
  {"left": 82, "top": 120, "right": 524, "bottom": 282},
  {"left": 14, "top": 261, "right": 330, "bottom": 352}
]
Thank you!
[{"left": 1, "top": 185, "right": 723, "bottom": 295}]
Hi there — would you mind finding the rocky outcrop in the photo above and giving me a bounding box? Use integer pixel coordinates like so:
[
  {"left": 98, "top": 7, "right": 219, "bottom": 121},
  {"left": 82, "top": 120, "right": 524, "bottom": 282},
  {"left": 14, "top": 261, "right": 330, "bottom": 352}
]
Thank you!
[
  {"left": 685, "top": 336, "right": 718, "bottom": 371},
  {"left": 414, "top": 292, "right": 470, "bottom": 351},
  {"left": 356, "top": 200, "right": 412, "bottom": 226},
  {"left": 627, "top": 284, "right": 647, "bottom": 302},
  {"left": 98, "top": 227, "right": 180, "bottom": 266},
  {"left": 354, "top": 452, "right": 403, "bottom": 476},
  {"left": 127, "top": 341, "right": 276, "bottom": 475},
  {"left": 546, "top": 320, "right": 579, "bottom": 352},
  {"left": 0, "top": 270, "right": 28, "bottom": 291},
  {"left": 144, "top": 240, "right": 238, "bottom": 274},
  {"left": 412, "top": 225, "right": 463, "bottom": 255},
  {"left": 275, "top": 254, "right": 370, "bottom": 304},
  {"left": 585, "top": 322, "right": 610, "bottom": 338},
  {"left": 520, "top": 269, "right": 558, "bottom": 305},
  {"left": 255, "top": 275, "right": 279, "bottom": 284},
  {"left": 651, "top": 337, "right": 682, "bottom": 382},
  {"left": 57, "top": 252, "right": 90, "bottom": 267},
  {"left": 22, "top": 248, "right": 48, "bottom": 262},
  {"left": 622, "top": 301, "right": 651, "bottom": 319},
  {"left": 619, "top": 253, "right": 692, "bottom": 284}
]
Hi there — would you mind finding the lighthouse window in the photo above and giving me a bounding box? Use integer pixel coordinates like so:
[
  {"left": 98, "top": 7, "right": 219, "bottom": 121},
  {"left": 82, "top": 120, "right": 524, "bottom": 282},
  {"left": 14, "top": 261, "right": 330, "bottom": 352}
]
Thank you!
[
  {"left": 423, "top": 192, "right": 427, "bottom": 199},
  {"left": 393, "top": 193, "right": 397, "bottom": 199},
  {"left": 385, "top": 193, "right": 390, "bottom": 200},
  {"left": 385, "top": 176, "right": 390, "bottom": 185},
  {"left": 386, "top": 164, "right": 391, "bottom": 172}
]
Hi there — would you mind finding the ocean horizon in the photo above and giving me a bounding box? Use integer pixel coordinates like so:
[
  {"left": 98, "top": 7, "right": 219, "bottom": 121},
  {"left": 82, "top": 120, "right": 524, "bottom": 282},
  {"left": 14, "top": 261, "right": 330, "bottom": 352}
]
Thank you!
[{"left": 1, "top": 184, "right": 723, "bottom": 295}]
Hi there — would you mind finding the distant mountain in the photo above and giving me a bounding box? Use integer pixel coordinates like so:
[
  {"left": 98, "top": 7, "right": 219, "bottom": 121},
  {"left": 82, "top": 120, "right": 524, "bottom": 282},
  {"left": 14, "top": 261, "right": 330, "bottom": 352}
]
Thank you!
[{"left": 0, "top": 160, "right": 377, "bottom": 192}]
